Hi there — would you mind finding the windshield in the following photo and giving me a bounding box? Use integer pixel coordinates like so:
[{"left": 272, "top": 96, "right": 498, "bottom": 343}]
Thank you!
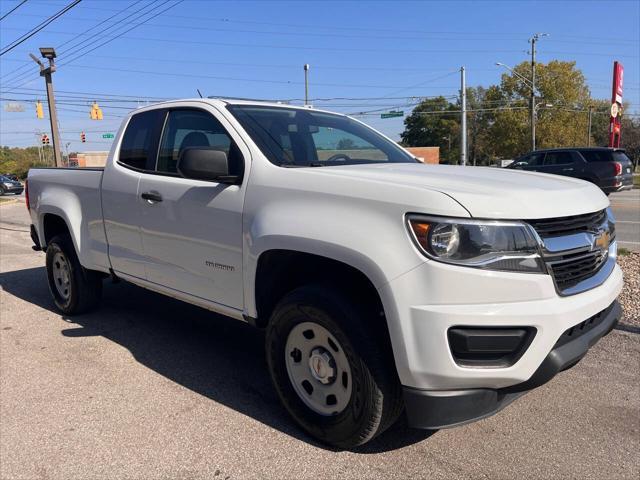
[{"left": 227, "top": 105, "right": 416, "bottom": 167}]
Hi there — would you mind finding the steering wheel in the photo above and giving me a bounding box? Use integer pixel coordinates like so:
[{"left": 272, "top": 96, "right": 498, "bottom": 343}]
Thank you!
[{"left": 325, "top": 153, "right": 352, "bottom": 162}]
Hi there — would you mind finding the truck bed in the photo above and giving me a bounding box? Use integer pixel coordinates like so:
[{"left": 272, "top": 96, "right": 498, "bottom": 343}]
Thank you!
[{"left": 28, "top": 167, "right": 110, "bottom": 273}]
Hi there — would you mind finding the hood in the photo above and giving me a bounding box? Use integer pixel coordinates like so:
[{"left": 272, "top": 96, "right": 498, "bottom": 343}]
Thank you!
[{"left": 306, "top": 163, "right": 609, "bottom": 219}]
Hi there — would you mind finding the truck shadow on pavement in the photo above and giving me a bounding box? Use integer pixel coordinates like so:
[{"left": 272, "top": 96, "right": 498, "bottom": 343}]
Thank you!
[{"left": 0, "top": 266, "right": 435, "bottom": 453}]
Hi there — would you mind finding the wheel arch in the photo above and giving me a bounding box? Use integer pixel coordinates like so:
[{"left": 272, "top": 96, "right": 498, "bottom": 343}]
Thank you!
[{"left": 251, "top": 248, "right": 389, "bottom": 331}]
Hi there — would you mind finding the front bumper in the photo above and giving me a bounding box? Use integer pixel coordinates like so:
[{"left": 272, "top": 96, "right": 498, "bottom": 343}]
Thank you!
[
  {"left": 403, "top": 300, "right": 621, "bottom": 429},
  {"left": 379, "top": 258, "right": 623, "bottom": 391},
  {"left": 1, "top": 186, "right": 23, "bottom": 194}
]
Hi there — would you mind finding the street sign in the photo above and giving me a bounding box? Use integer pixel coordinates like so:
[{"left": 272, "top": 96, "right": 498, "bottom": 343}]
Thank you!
[
  {"left": 102, "top": 133, "right": 114, "bottom": 139},
  {"left": 3, "top": 102, "right": 25, "bottom": 112},
  {"left": 380, "top": 110, "right": 404, "bottom": 119}
]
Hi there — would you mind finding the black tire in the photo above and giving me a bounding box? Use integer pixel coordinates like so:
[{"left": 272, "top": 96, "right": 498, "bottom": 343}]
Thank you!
[
  {"left": 266, "top": 284, "right": 403, "bottom": 449},
  {"left": 46, "top": 233, "right": 102, "bottom": 315},
  {"left": 0, "top": 186, "right": 5, "bottom": 196}
]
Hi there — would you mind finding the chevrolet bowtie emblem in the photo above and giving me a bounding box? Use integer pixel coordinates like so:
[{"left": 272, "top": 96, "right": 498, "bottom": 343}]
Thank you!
[{"left": 592, "top": 230, "right": 611, "bottom": 251}]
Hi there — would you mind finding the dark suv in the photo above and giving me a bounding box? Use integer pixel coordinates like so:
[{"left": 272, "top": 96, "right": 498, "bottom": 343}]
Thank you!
[{"left": 507, "top": 147, "right": 634, "bottom": 194}]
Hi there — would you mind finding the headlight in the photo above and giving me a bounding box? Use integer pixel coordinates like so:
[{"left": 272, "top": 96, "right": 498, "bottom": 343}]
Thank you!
[
  {"left": 407, "top": 215, "right": 545, "bottom": 273},
  {"left": 3, "top": 182, "right": 13, "bottom": 187}
]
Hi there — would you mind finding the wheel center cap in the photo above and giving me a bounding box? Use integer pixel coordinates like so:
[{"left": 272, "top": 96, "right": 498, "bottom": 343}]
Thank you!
[{"left": 308, "top": 348, "right": 336, "bottom": 384}]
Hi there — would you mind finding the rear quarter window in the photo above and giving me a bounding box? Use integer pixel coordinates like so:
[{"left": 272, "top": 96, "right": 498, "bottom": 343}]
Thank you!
[
  {"left": 119, "top": 110, "right": 165, "bottom": 170},
  {"left": 580, "top": 151, "right": 613, "bottom": 163}
]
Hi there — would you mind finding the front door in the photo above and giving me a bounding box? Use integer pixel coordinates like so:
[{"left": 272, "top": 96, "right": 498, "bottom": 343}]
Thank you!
[
  {"left": 138, "top": 106, "right": 248, "bottom": 310},
  {"left": 537, "top": 151, "right": 576, "bottom": 178}
]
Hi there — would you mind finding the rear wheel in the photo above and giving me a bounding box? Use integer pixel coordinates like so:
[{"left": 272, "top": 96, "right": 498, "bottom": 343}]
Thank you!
[
  {"left": 265, "top": 285, "right": 403, "bottom": 449},
  {"left": 46, "top": 234, "right": 102, "bottom": 315}
]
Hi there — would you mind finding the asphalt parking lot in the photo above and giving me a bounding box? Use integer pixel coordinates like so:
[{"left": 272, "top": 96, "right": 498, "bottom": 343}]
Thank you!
[{"left": 1, "top": 196, "right": 639, "bottom": 479}]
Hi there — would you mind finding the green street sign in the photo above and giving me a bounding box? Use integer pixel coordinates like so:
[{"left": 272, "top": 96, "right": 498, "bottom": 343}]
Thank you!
[
  {"left": 380, "top": 110, "right": 404, "bottom": 119},
  {"left": 102, "top": 133, "right": 114, "bottom": 139}
]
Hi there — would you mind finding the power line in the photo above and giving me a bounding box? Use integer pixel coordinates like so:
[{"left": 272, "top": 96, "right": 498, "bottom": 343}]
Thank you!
[
  {"left": 0, "top": 0, "right": 28, "bottom": 22},
  {"left": 0, "top": 0, "right": 82, "bottom": 57},
  {"left": 1, "top": 54, "right": 500, "bottom": 74},
  {"left": 1, "top": 1, "right": 176, "bottom": 88},
  {"left": 3, "top": 18, "right": 638, "bottom": 47},
  {"left": 0, "top": 0, "right": 145, "bottom": 83},
  {"left": 2, "top": 1, "right": 183, "bottom": 89}
]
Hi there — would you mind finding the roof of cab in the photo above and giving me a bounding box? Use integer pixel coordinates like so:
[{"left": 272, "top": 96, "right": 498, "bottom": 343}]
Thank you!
[{"left": 130, "top": 97, "right": 341, "bottom": 116}]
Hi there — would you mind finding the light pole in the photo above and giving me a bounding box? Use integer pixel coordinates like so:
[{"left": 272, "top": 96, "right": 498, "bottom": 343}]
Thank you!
[
  {"left": 303, "top": 64, "right": 310, "bottom": 106},
  {"left": 496, "top": 59, "right": 542, "bottom": 151},
  {"left": 528, "top": 33, "right": 548, "bottom": 150},
  {"left": 30, "top": 47, "right": 63, "bottom": 167}
]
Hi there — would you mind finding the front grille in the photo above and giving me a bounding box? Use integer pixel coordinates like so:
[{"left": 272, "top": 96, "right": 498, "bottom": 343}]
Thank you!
[
  {"left": 525, "top": 209, "right": 614, "bottom": 295},
  {"left": 548, "top": 250, "right": 609, "bottom": 291},
  {"left": 527, "top": 209, "right": 607, "bottom": 237}
]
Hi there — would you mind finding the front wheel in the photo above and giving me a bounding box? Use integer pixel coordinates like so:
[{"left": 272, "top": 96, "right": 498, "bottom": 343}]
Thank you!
[
  {"left": 46, "top": 234, "right": 102, "bottom": 315},
  {"left": 265, "top": 285, "right": 403, "bottom": 449}
]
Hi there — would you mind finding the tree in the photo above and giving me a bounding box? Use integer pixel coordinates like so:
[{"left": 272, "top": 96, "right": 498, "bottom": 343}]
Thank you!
[
  {"left": 620, "top": 116, "right": 640, "bottom": 168},
  {"left": 400, "top": 96, "right": 459, "bottom": 164},
  {"left": 487, "top": 60, "right": 594, "bottom": 158}
]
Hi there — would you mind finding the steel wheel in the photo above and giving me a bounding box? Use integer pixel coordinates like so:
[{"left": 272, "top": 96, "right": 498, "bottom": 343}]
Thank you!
[
  {"left": 285, "top": 321, "right": 353, "bottom": 416},
  {"left": 51, "top": 251, "right": 71, "bottom": 300}
]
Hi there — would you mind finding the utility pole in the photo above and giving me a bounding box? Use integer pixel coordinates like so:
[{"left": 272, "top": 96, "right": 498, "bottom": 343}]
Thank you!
[
  {"left": 30, "top": 47, "right": 62, "bottom": 167},
  {"left": 460, "top": 66, "right": 467, "bottom": 166},
  {"left": 529, "top": 33, "right": 547, "bottom": 151},
  {"left": 587, "top": 105, "right": 593, "bottom": 146},
  {"left": 303, "top": 64, "right": 310, "bottom": 106}
]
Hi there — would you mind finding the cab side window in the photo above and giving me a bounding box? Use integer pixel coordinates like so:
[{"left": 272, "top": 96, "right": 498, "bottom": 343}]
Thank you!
[
  {"left": 156, "top": 109, "right": 242, "bottom": 176},
  {"left": 119, "top": 110, "right": 164, "bottom": 170},
  {"left": 525, "top": 153, "right": 544, "bottom": 166},
  {"left": 544, "top": 152, "right": 573, "bottom": 165}
]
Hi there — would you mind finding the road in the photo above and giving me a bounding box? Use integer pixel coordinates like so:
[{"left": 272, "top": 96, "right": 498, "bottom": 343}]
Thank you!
[
  {"left": 1, "top": 199, "right": 639, "bottom": 479},
  {"left": 610, "top": 190, "right": 640, "bottom": 252}
]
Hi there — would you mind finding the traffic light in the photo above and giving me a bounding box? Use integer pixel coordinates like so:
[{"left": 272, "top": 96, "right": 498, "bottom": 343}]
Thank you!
[
  {"left": 90, "top": 102, "right": 103, "bottom": 120},
  {"left": 36, "top": 101, "right": 44, "bottom": 119},
  {"left": 41, "top": 134, "right": 46, "bottom": 145},
  {"left": 80, "top": 132, "right": 86, "bottom": 143},
  {"left": 46, "top": 135, "right": 50, "bottom": 145}
]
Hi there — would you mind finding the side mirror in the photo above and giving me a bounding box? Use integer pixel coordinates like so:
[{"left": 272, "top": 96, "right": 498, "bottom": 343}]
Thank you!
[
  {"left": 512, "top": 161, "right": 527, "bottom": 169},
  {"left": 177, "top": 147, "right": 238, "bottom": 184}
]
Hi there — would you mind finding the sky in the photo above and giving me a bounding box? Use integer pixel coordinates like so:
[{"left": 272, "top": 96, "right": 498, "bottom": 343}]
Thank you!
[{"left": 0, "top": 0, "right": 639, "bottom": 153}]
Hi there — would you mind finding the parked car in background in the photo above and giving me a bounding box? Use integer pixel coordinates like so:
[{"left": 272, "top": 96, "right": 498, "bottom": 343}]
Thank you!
[
  {"left": 0, "top": 175, "right": 24, "bottom": 195},
  {"left": 507, "top": 147, "right": 634, "bottom": 194},
  {"left": 3, "top": 173, "right": 20, "bottom": 181}
]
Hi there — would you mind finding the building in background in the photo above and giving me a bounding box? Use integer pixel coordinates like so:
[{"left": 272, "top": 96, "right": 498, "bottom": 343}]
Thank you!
[
  {"left": 67, "top": 151, "right": 109, "bottom": 167},
  {"left": 405, "top": 147, "right": 439, "bottom": 164}
]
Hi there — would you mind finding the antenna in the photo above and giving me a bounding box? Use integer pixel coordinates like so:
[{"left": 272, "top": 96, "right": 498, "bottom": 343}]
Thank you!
[{"left": 196, "top": 89, "right": 203, "bottom": 98}]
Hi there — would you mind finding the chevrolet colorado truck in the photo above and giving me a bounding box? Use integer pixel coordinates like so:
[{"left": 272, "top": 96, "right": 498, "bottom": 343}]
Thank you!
[{"left": 27, "top": 99, "right": 623, "bottom": 448}]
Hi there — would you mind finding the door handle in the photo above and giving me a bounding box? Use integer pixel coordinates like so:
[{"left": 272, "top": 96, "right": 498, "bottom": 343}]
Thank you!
[
  {"left": 141, "top": 191, "right": 163, "bottom": 203},
  {"left": 562, "top": 168, "right": 574, "bottom": 172}
]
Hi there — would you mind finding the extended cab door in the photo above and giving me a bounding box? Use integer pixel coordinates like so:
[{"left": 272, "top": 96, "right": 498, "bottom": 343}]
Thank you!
[
  {"left": 137, "top": 105, "right": 248, "bottom": 310},
  {"left": 101, "top": 109, "right": 165, "bottom": 279}
]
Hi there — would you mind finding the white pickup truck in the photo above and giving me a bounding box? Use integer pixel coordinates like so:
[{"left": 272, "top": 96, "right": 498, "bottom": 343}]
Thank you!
[{"left": 27, "top": 98, "right": 622, "bottom": 448}]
